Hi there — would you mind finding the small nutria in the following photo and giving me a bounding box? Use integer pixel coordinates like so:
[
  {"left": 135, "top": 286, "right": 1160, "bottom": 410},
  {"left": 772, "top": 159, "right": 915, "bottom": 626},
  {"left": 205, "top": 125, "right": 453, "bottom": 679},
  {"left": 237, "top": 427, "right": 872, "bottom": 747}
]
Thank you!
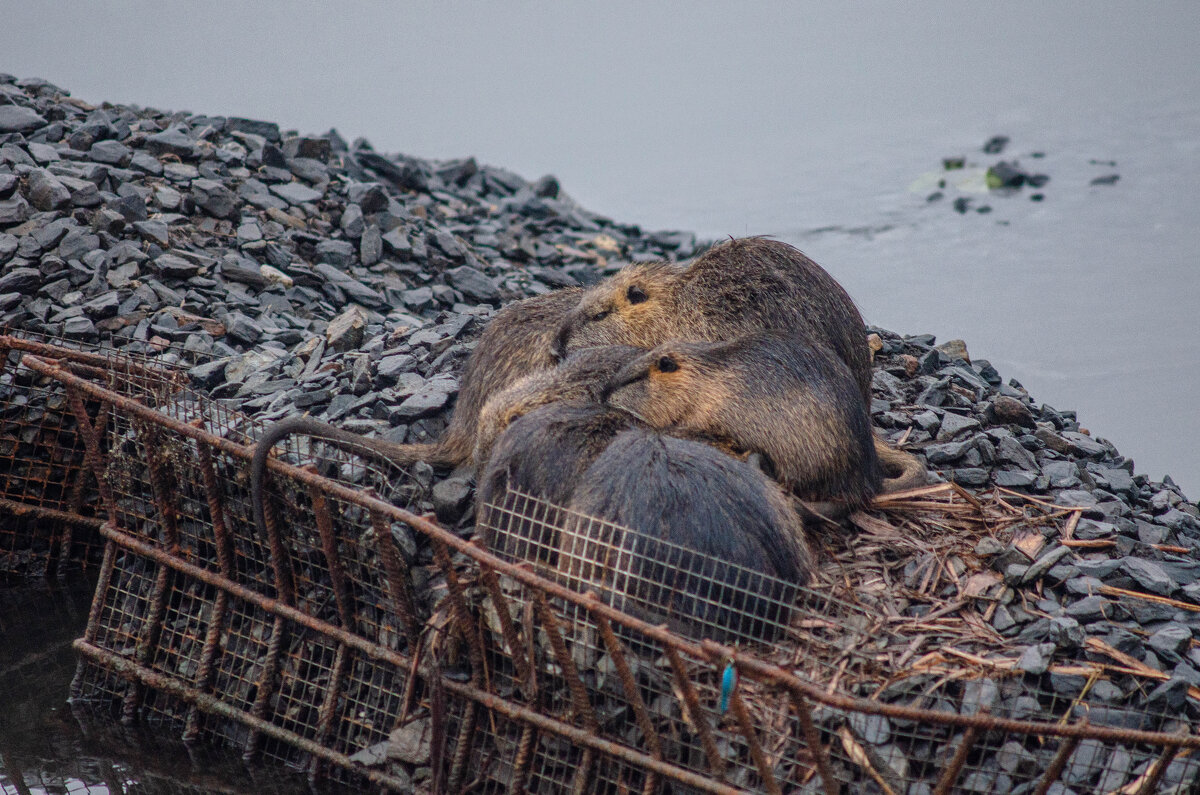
[
  {"left": 472, "top": 344, "right": 644, "bottom": 466},
  {"left": 602, "top": 332, "right": 883, "bottom": 509},
  {"left": 554, "top": 236, "right": 874, "bottom": 402},
  {"left": 475, "top": 403, "right": 809, "bottom": 643},
  {"left": 564, "top": 428, "right": 810, "bottom": 643},
  {"left": 475, "top": 401, "right": 639, "bottom": 565}
]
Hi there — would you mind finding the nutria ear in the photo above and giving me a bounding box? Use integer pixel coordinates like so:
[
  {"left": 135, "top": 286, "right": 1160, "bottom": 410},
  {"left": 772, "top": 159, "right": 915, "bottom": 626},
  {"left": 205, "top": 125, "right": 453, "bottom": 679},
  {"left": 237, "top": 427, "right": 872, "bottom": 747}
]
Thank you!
[
  {"left": 655, "top": 355, "right": 678, "bottom": 373},
  {"left": 626, "top": 284, "right": 648, "bottom": 304}
]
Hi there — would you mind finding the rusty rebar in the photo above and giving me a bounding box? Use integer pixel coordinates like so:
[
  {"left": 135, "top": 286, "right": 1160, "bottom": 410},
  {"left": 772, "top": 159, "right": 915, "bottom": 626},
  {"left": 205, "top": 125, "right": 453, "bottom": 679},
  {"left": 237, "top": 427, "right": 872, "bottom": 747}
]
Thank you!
[
  {"left": 64, "top": 382, "right": 118, "bottom": 523},
  {"left": 309, "top": 642, "right": 350, "bottom": 786},
  {"left": 433, "top": 540, "right": 486, "bottom": 679},
  {"left": 368, "top": 505, "right": 422, "bottom": 650},
  {"left": 726, "top": 678, "right": 783, "bottom": 795},
  {"left": 663, "top": 643, "right": 726, "bottom": 778},
  {"left": 592, "top": 605, "right": 665, "bottom": 793},
  {"left": 184, "top": 441, "right": 235, "bottom": 743},
  {"left": 36, "top": 352, "right": 1200, "bottom": 790},
  {"left": 308, "top": 482, "right": 354, "bottom": 629},
  {"left": 121, "top": 418, "right": 181, "bottom": 724},
  {"left": 787, "top": 688, "right": 839, "bottom": 795},
  {"left": 931, "top": 722, "right": 982, "bottom": 795},
  {"left": 73, "top": 638, "right": 414, "bottom": 793},
  {"left": 1031, "top": 733, "right": 1080, "bottom": 795},
  {"left": 478, "top": 563, "right": 534, "bottom": 698},
  {"left": 91, "top": 523, "right": 758, "bottom": 795},
  {"left": 1136, "top": 739, "right": 1182, "bottom": 795}
]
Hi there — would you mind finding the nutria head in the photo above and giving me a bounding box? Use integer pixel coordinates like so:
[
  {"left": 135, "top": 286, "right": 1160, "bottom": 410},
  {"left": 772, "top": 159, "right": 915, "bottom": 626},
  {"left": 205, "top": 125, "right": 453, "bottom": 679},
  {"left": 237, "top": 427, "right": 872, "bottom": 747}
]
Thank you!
[
  {"left": 553, "top": 261, "right": 686, "bottom": 359},
  {"left": 601, "top": 340, "right": 732, "bottom": 428}
]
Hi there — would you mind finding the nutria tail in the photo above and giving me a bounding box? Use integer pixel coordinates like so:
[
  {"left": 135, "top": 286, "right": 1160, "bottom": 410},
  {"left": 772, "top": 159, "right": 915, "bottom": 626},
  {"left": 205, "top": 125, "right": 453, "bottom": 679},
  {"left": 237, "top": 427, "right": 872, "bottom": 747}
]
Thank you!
[
  {"left": 873, "top": 436, "right": 929, "bottom": 494},
  {"left": 249, "top": 415, "right": 466, "bottom": 541}
]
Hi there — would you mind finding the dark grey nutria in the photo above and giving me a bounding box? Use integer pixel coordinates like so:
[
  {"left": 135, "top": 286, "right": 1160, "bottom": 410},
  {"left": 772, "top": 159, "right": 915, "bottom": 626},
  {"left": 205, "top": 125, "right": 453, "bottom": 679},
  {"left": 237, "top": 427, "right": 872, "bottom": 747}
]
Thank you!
[
  {"left": 602, "top": 332, "right": 883, "bottom": 509},
  {"left": 472, "top": 344, "right": 644, "bottom": 466},
  {"left": 474, "top": 401, "right": 639, "bottom": 565},
  {"left": 554, "top": 236, "right": 873, "bottom": 403},
  {"left": 564, "top": 428, "right": 811, "bottom": 643}
]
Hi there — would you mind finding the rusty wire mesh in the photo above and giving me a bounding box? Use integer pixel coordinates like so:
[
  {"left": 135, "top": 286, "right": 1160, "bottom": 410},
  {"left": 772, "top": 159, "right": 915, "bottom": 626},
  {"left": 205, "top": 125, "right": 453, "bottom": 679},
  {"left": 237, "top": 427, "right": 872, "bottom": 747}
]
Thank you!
[
  {"left": 23, "top": 351, "right": 1200, "bottom": 794},
  {"left": 0, "top": 331, "right": 164, "bottom": 579}
]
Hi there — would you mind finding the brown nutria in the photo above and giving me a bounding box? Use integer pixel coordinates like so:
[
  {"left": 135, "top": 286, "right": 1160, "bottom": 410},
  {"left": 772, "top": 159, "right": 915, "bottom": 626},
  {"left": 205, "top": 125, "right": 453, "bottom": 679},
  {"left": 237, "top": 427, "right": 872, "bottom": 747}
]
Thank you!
[
  {"left": 602, "top": 332, "right": 882, "bottom": 509},
  {"left": 472, "top": 344, "right": 645, "bottom": 466},
  {"left": 554, "top": 236, "right": 873, "bottom": 401},
  {"left": 252, "top": 289, "right": 580, "bottom": 540},
  {"left": 564, "top": 428, "right": 810, "bottom": 643},
  {"left": 555, "top": 236, "right": 927, "bottom": 491}
]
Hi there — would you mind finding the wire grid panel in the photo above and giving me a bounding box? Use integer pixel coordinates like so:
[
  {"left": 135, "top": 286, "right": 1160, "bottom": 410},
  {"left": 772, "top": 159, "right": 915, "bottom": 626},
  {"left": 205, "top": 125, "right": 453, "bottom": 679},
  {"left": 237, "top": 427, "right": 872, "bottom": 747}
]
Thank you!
[
  {"left": 61, "top": 363, "right": 433, "bottom": 790},
  {"left": 0, "top": 340, "right": 100, "bottom": 576},
  {"left": 51, "top": 358, "right": 1200, "bottom": 794},
  {"left": 478, "top": 488, "right": 812, "bottom": 648},
  {"left": 472, "top": 488, "right": 1200, "bottom": 794}
]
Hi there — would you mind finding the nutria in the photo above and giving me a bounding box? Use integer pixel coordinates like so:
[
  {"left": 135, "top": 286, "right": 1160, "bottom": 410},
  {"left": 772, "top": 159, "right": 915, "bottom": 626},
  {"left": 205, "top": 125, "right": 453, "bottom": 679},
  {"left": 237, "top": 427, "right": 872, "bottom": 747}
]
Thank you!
[
  {"left": 564, "top": 428, "right": 810, "bottom": 643},
  {"left": 475, "top": 401, "right": 640, "bottom": 566},
  {"left": 251, "top": 289, "right": 582, "bottom": 539},
  {"left": 555, "top": 236, "right": 927, "bottom": 491},
  {"left": 602, "top": 332, "right": 882, "bottom": 509},
  {"left": 472, "top": 344, "right": 644, "bottom": 466},
  {"left": 554, "top": 236, "right": 873, "bottom": 401}
]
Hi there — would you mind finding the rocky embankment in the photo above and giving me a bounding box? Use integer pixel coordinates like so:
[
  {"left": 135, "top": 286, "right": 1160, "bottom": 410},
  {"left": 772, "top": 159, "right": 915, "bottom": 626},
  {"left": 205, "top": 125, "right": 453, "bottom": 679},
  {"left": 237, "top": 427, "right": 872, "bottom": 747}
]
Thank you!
[{"left": 3, "top": 74, "right": 1200, "bottom": 791}]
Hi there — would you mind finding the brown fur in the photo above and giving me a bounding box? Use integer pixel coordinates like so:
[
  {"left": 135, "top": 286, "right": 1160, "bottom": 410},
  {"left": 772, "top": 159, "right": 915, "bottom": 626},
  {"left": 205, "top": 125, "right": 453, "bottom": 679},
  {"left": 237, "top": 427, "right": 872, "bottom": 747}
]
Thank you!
[
  {"left": 603, "top": 332, "right": 883, "bottom": 509},
  {"left": 555, "top": 237, "right": 873, "bottom": 401},
  {"left": 557, "top": 236, "right": 926, "bottom": 492},
  {"left": 472, "top": 344, "right": 644, "bottom": 466}
]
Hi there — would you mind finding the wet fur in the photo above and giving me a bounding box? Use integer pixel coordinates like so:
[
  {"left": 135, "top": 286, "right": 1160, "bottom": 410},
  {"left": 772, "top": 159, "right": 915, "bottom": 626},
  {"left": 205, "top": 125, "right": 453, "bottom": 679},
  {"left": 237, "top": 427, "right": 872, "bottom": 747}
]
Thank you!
[
  {"left": 604, "top": 333, "right": 883, "bottom": 509},
  {"left": 558, "top": 237, "right": 926, "bottom": 492},
  {"left": 472, "top": 345, "right": 644, "bottom": 466},
  {"left": 566, "top": 428, "right": 811, "bottom": 642}
]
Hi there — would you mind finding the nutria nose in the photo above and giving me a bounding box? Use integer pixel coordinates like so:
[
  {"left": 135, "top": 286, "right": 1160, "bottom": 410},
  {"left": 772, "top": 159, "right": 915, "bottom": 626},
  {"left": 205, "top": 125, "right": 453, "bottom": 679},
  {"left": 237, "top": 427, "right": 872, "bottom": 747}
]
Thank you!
[
  {"left": 600, "top": 360, "right": 647, "bottom": 403},
  {"left": 551, "top": 322, "right": 571, "bottom": 362}
]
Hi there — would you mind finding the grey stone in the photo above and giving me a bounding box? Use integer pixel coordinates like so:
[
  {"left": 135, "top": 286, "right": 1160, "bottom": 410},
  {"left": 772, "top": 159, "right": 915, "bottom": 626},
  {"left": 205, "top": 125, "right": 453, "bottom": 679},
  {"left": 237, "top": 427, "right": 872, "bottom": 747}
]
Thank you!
[
  {"left": 446, "top": 265, "right": 499, "bottom": 303},
  {"left": 394, "top": 379, "right": 455, "bottom": 420},
  {"left": 936, "top": 411, "right": 980, "bottom": 440},
  {"left": 191, "top": 178, "right": 239, "bottom": 219},
  {"left": 146, "top": 126, "right": 198, "bottom": 158},
  {"left": 0, "top": 195, "right": 30, "bottom": 225},
  {"left": 847, "top": 712, "right": 890, "bottom": 745},
  {"left": 28, "top": 169, "right": 71, "bottom": 211},
  {"left": 1016, "top": 642, "right": 1054, "bottom": 674},
  {"left": 133, "top": 220, "right": 170, "bottom": 248},
  {"left": 432, "top": 477, "right": 473, "bottom": 524},
  {"left": 154, "top": 253, "right": 200, "bottom": 279},
  {"left": 1121, "top": 556, "right": 1176, "bottom": 595},
  {"left": 0, "top": 104, "right": 47, "bottom": 133},
  {"left": 1047, "top": 616, "right": 1085, "bottom": 649},
  {"left": 921, "top": 438, "right": 973, "bottom": 464},
  {"left": 269, "top": 181, "right": 324, "bottom": 205},
  {"left": 1064, "top": 595, "right": 1109, "bottom": 622},
  {"left": 1148, "top": 624, "right": 1192, "bottom": 659},
  {"left": 88, "top": 140, "right": 132, "bottom": 166},
  {"left": 0, "top": 267, "right": 40, "bottom": 293}
]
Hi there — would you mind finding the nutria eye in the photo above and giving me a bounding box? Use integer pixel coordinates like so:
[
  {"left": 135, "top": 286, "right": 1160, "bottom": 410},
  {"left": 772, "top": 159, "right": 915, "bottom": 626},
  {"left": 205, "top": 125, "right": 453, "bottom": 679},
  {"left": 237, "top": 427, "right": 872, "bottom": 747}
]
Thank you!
[
  {"left": 626, "top": 285, "right": 648, "bottom": 304},
  {"left": 590, "top": 309, "right": 611, "bottom": 322},
  {"left": 656, "top": 355, "right": 678, "bottom": 373}
]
